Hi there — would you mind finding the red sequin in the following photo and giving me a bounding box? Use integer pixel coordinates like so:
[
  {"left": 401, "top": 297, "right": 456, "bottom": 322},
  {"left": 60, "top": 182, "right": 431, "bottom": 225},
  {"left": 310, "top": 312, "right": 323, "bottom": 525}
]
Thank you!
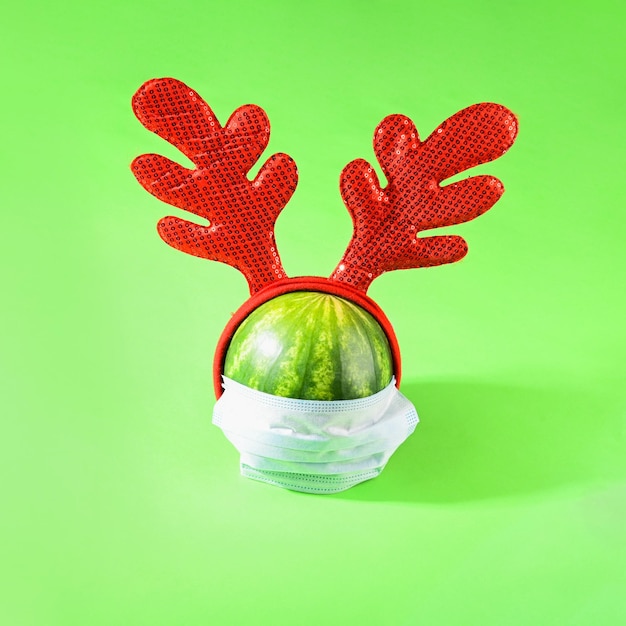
[
  {"left": 331, "top": 105, "right": 518, "bottom": 291},
  {"left": 131, "top": 77, "right": 298, "bottom": 294},
  {"left": 132, "top": 79, "right": 517, "bottom": 296}
]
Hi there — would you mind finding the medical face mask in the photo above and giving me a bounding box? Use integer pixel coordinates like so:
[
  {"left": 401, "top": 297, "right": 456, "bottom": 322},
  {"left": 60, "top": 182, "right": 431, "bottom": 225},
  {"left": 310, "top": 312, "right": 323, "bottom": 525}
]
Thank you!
[{"left": 212, "top": 376, "right": 418, "bottom": 494}]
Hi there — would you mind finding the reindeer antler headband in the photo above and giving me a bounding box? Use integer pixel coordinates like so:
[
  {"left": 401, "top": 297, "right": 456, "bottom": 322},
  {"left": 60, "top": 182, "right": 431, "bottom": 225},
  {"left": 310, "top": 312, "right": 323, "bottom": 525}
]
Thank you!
[{"left": 131, "top": 78, "right": 518, "bottom": 396}]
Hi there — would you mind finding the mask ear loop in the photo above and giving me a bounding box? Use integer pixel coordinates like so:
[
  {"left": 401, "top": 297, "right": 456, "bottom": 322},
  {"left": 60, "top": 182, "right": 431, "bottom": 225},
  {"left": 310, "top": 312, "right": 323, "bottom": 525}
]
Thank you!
[{"left": 212, "top": 276, "right": 402, "bottom": 399}]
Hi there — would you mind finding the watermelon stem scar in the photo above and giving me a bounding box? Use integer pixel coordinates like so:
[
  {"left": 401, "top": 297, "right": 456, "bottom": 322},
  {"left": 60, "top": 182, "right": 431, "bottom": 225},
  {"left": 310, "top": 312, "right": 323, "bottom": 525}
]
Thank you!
[{"left": 131, "top": 78, "right": 518, "bottom": 400}]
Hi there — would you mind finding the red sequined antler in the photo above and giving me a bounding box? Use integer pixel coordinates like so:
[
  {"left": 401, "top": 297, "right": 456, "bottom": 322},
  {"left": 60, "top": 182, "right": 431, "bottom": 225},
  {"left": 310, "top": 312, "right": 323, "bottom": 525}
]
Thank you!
[
  {"left": 331, "top": 103, "right": 518, "bottom": 292},
  {"left": 131, "top": 78, "right": 298, "bottom": 294}
]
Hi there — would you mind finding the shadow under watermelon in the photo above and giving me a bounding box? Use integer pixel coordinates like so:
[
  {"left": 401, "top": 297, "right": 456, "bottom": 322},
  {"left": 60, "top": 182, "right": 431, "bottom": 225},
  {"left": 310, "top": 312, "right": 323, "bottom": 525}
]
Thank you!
[{"left": 329, "top": 377, "right": 625, "bottom": 504}]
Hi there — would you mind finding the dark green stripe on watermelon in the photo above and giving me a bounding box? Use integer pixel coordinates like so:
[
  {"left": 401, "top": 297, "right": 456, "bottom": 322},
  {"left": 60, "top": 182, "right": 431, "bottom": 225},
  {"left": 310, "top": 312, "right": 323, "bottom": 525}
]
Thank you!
[{"left": 223, "top": 291, "right": 393, "bottom": 400}]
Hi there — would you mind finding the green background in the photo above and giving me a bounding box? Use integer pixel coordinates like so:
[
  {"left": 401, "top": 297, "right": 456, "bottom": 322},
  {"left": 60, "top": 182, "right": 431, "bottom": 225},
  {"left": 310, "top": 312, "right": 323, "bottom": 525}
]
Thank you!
[{"left": 2, "top": 0, "right": 625, "bottom": 624}]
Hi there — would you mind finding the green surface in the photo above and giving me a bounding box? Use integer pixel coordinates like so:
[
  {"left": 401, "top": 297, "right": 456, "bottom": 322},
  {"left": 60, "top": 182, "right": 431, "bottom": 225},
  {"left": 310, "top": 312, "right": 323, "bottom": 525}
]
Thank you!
[
  {"left": 2, "top": 0, "right": 625, "bottom": 624},
  {"left": 224, "top": 292, "right": 393, "bottom": 399}
]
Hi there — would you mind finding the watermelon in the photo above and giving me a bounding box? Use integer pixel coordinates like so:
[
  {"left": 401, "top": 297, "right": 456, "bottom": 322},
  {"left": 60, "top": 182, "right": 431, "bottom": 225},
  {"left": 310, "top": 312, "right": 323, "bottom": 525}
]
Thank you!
[{"left": 223, "top": 291, "right": 393, "bottom": 400}]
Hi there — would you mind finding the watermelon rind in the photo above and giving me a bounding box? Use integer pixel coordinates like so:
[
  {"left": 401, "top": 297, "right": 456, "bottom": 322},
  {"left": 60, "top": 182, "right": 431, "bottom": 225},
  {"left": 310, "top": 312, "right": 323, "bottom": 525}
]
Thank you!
[{"left": 223, "top": 291, "right": 393, "bottom": 400}]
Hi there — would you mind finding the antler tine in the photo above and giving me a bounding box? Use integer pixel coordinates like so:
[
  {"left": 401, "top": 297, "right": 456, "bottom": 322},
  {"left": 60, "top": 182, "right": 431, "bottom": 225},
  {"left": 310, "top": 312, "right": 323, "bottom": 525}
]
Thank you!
[
  {"left": 331, "top": 103, "right": 518, "bottom": 292},
  {"left": 131, "top": 78, "right": 298, "bottom": 294}
]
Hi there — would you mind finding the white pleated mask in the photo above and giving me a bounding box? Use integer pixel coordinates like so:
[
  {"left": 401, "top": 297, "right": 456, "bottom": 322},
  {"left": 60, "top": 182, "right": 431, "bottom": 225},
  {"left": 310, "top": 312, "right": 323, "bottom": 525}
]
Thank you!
[{"left": 212, "top": 376, "right": 418, "bottom": 494}]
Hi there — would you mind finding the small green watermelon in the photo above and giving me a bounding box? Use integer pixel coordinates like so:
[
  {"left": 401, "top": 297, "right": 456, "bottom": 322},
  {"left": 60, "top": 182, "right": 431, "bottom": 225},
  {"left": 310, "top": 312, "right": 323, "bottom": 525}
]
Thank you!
[{"left": 223, "top": 291, "right": 393, "bottom": 400}]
